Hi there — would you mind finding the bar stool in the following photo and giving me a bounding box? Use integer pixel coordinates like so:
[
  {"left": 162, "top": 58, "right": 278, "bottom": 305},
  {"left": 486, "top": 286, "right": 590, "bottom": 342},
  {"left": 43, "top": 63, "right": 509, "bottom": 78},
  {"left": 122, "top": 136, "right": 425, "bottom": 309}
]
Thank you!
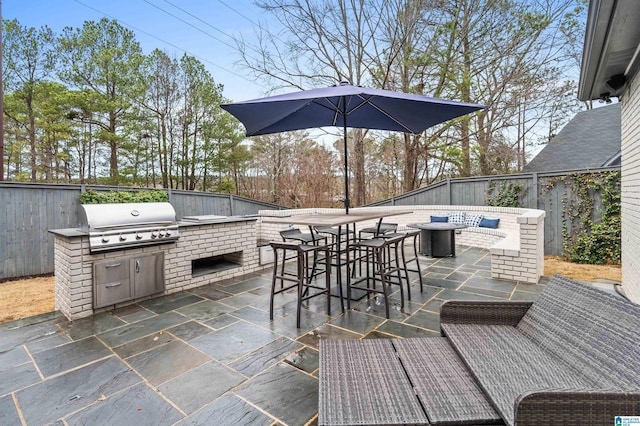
[
  {"left": 349, "top": 234, "right": 407, "bottom": 318},
  {"left": 358, "top": 222, "right": 397, "bottom": 240},
  {"left": 378, "top": 230, "right": 423, "bottom": 295},
  {"left": 401, "top": 229, "right": 423, "bottom": 292},
  {"left": 280, "top": 228, "right": 325, "bottom": 244},
  {"left": 269, "top": 241, "right": 331, "bottom": 328},
  {"left": 279, "top": 228, "right": 327, "bottom": 284},
  {"left": 313, "top": 225, "right": 354, "bottom": 245}
]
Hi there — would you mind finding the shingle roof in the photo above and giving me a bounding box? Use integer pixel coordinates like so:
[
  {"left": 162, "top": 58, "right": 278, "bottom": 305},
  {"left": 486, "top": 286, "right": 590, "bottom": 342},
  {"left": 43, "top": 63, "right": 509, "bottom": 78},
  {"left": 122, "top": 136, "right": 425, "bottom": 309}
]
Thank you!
[{"left": 523, "top": 103, "right": 621, "bottom": 173}]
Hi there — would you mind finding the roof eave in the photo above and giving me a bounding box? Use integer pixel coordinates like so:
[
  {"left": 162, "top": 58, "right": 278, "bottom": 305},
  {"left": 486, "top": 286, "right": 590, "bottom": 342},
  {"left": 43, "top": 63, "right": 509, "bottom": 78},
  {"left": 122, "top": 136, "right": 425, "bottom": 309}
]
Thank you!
[
  {"left": 578, "top": 0, "right": 640, "bottom": 102},
  {"left": 578, "top": 0, "right": 614, "bottom": 101}
]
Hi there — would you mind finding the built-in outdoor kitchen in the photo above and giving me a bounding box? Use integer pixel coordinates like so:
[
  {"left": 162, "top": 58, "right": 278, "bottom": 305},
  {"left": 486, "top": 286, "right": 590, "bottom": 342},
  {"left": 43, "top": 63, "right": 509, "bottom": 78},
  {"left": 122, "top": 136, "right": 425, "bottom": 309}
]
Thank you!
[{"left": 50, "top": 202, "right": 264, "bottom": 320}]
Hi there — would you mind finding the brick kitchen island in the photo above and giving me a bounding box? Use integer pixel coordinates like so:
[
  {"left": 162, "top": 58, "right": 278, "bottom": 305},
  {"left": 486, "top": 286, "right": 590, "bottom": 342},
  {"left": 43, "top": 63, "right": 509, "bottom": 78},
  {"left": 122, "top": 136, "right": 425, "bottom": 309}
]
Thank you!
[{"left": 50, "top": 216, "right": 264, "bottom": 320}]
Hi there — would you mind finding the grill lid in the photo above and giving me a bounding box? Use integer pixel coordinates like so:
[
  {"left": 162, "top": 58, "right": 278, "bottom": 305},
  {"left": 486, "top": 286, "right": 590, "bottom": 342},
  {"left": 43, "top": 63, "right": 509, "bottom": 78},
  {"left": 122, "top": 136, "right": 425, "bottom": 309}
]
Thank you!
[
  {"left": 79, "top": 202, "right": 179, "bottom": 253},
  {"left": 79, "top": 202, "right": 177, "bottom": 231}
]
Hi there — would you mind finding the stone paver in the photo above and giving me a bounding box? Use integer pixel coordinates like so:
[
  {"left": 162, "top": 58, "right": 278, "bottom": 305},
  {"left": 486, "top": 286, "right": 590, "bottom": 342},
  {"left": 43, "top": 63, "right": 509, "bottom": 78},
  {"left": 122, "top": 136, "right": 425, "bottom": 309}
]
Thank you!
[{"left": 0, "top": 246, "right": 545, "bottom": 425}]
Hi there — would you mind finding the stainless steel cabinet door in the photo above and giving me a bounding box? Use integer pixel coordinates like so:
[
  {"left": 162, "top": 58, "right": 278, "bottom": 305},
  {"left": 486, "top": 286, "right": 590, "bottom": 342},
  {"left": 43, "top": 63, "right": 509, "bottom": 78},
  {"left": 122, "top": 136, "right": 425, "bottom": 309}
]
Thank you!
[{"left": 132, "top": 253, "right": 165, "bottom": 298}]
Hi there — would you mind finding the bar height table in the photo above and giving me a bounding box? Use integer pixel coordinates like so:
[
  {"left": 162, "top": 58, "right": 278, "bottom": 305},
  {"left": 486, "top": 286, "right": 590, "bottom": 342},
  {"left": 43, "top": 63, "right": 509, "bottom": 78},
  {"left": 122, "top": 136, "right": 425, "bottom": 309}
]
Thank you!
[
  {"left": 262, "top": 210, "right": 414, "bottom": 305},
  {"left": 408, "top": 222, "right": 467, "bottom": 257}
]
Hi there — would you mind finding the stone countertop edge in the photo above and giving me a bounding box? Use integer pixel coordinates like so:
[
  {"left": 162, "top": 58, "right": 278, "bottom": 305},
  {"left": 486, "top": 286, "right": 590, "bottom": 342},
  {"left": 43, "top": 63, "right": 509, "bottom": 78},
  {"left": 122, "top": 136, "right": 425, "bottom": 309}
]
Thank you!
[
  {"left": 49, "top": 216, "right": 258, "bottom": 237},
  {"left": 177, "top": 216, "right": 258, "bottom": 227}
]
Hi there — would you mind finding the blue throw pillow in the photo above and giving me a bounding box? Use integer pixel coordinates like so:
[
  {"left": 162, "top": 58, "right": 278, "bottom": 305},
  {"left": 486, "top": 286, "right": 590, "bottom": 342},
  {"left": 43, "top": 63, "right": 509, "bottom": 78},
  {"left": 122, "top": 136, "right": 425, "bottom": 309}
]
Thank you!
[
  {"left": 448, "top": 211, "right": 466, "bottom": 224},
  {"left": 479, "top": 218, "right": 500, "bottom": 229},
  {"left": 430, "top": 215, "right": 449, "bottom": 223}
]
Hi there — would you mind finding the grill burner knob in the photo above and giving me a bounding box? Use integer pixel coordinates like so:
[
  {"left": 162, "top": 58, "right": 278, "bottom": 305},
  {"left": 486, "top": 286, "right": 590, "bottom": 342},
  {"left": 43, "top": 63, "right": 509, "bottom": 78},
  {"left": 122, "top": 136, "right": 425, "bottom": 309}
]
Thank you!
[
  {"left": 159, "top": 230, "right": 166, "bottom": 238},
  {"left": 119, "top": 235, "right": 127, "bottom": 242},
  {"left": 165, "top": 230, "right": 172, "bottom": 237},
  {"left": 101, "top": 237, "right": 110, "bottom": 243},
  {"left": 151, "top": 232, "right": 158, "bottom": 239},
  {"left": 136, "top": 233, "right": 143, "bottom": 240}
]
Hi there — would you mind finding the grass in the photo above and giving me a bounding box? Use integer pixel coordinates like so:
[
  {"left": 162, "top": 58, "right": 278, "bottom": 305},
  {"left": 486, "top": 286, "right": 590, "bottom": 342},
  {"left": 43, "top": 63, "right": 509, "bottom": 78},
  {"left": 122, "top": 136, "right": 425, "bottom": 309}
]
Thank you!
[
  {"left": 543, "top": 256, "right": 621, "bottom": 282},
  {"left": 0, "top": 257, "right": 622, "bottom": 324},
  {"left": 0, "top": 275, "right": 55, "bottom": 323}
]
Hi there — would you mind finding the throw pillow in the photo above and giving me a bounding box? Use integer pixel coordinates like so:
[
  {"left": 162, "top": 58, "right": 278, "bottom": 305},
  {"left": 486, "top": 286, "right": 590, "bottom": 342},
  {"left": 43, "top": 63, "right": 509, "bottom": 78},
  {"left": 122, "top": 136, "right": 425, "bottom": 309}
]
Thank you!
[
  {"left": 465, "top": 214, "right": 484, "bottom": 227},
  {"left": 479, "top": 218, "right": 500, "bottom": 229},
  {"left": 430, "top": 215, "right": 449, "bottom": 223},
  {"left": 448, "top": 211, "right": 466, "bottom": 224}
]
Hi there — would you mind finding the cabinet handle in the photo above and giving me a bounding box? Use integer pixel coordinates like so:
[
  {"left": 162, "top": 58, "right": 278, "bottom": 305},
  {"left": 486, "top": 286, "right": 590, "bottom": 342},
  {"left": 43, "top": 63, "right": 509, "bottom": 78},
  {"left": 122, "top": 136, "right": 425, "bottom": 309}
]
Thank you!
[
  {"left": 105, "top": 282, "right": 122, "bottom": 288},
  {"left": 135, "top": 260, "right": 140, "bottom": 273},
  {"left": 104, "top": 263, "right": 122, "bottom": 268}
]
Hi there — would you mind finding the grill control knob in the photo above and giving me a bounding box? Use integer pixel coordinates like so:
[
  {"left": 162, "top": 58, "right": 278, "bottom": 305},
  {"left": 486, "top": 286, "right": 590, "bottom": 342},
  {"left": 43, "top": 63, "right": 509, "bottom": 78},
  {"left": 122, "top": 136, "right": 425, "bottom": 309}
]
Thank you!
[
  {"left": 151, "top": 232, "right": 158, "bottom": 239},
  {"left": 158, "top": 230, "right": 166, "bottom": 238},
  {"left": 101, "top": 237, "right": 110, "bottom": 243},
  {"left": 136, "top": 233, "right": 143, "bottom": 240},
  {"left": 165, "top": 230, "right": 172, "bottom": 237},
  {"left": 119, "top": 235, "right": 127, "bottom": 242}
]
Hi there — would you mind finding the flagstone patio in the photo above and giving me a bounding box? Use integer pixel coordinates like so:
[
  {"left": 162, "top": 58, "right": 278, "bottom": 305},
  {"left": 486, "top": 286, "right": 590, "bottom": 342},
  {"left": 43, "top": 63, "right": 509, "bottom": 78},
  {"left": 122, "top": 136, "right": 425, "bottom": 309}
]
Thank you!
[{"left": 0, "top": 246, "right": 546, "bottom": 426}]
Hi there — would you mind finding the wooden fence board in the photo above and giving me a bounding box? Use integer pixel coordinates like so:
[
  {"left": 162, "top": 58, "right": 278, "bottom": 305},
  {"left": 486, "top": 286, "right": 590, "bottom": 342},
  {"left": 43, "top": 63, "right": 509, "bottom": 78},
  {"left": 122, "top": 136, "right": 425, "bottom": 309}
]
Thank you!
[{"left": 0, "top": 169, "right": 619, "bottom": 280}]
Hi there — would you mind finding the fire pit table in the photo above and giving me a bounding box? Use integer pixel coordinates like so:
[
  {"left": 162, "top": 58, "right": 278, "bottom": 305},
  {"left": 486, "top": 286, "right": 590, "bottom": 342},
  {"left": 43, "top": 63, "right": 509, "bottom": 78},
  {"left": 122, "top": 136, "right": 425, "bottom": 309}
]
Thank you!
[{"left": 408, "top": 222, "right": 467, "bottom": 257}]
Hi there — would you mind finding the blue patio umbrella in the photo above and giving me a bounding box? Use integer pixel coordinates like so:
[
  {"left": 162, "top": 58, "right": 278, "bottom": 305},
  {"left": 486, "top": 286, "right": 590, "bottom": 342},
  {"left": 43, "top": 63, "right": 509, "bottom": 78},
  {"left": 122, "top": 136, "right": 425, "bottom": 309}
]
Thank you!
[{"left": 221, "top": 82, "right": 485, "bottom": 212}]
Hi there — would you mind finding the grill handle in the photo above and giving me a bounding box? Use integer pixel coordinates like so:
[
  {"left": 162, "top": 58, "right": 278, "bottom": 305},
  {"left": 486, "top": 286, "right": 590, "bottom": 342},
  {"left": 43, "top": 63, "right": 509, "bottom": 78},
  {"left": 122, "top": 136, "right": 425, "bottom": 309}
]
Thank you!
[
  {"left": 135, "top": 260, "right": 140, "bottom": 273},
  {"left": 105, "top": 282, "right": 122, "bottom": 288},
  {"left": 105, "top": 263, "right": 122, "bottom": 268}
]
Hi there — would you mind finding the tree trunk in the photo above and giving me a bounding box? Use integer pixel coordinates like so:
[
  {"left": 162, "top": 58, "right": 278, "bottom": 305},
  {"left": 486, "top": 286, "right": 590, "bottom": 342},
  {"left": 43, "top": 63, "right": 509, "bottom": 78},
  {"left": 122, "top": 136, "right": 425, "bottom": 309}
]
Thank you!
[
  {"left": 160, "top": 115, "right": 169, "bottom": 188},
  {"left": 403, "top": 133, "right": 422, "bottom": 192},
  {"left": 27, "top": 92, "right": 37, "bottom": 182},
  {"left": 109, "top": 111, "right": 118, "bottom": 184},
  {"left": 477, "top": 111, "right": 491, "bottom": 175},
  {"left": 460, "top": 4, "right": 472, "bottom": 178},
  {"left": 352, "top": 129, "right": 366, "bottom": 207}
]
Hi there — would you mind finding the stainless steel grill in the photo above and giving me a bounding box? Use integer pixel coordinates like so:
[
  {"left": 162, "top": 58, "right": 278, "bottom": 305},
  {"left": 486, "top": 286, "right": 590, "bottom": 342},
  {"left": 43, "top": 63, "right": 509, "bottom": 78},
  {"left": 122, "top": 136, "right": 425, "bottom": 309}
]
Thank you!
[{"left": 79, "top": 202, "right": 179, "bottom": 253}]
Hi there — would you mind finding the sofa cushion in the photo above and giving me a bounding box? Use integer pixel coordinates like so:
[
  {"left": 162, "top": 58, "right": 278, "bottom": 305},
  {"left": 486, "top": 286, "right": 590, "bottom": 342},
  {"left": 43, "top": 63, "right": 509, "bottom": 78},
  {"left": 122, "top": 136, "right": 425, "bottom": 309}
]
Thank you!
[
  {"left": 479, "top": 217, "right": 500, "bottom": 228},
  {"left": 430, "top": 215, "right": 449, "bottom": 223},
  {"left": 442, "top": 323, "right": 600, "bottom": 426},
  {"left": 464, "top": 214, "right": 484, "bottom": 227},
  {"left": 516, "top": 275, "right": 640, "bottom": 389},
  {"left": 448, "top": 211, "right": 466, "bottom": 224}
]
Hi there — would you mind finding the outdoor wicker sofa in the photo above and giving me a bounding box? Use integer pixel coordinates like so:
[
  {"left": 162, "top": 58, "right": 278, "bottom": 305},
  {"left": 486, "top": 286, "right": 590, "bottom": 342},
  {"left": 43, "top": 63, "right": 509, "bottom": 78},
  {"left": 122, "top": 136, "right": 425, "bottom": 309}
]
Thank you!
[{"left": 319, "top": 275, "right": 640, "bottom": 425}]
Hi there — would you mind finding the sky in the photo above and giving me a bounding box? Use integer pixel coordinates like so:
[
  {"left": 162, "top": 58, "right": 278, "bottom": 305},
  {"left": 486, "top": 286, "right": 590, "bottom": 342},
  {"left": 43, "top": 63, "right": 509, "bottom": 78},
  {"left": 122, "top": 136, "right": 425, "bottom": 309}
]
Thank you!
[{"left": 3, "top": 0, "right": 277, "bottom": 102}]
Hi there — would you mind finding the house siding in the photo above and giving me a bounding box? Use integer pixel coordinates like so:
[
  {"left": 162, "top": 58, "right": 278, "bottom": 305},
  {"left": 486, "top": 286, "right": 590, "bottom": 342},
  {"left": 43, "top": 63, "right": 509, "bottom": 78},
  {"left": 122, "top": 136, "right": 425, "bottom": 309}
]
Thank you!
[{"left": 621, "top": 72, "right": 640, "bottom": 303}]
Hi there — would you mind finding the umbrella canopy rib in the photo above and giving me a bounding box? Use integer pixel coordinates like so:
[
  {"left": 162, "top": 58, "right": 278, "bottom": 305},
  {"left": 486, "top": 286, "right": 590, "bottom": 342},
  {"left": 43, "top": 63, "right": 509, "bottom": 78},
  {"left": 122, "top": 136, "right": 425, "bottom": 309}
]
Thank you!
[{"left": 356, "top": 95, "right": 414, "bottom": 133}]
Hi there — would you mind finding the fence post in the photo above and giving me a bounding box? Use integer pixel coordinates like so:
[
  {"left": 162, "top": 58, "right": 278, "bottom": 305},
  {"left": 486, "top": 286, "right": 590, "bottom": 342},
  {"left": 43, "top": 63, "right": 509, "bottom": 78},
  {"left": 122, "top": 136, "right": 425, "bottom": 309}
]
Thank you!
[
  {"left": 532, "top": 172, "right": 539, "bottom": 209},
  {"left": 446, "top": 179, "right": 452, "bottom": 205},
  {"left": 167, "top": 187, "right": 173, "bottom": 203},
  {"left": 230, "top": 194, "right": 235, "bottom": 216}
]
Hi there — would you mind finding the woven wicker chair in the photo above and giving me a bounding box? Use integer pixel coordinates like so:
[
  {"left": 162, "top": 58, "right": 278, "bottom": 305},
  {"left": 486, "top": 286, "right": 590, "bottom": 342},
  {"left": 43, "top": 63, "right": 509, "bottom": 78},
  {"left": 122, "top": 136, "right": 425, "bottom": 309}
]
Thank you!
[{"left": 319, "top": 275, "right": 640, "bottom": 426}]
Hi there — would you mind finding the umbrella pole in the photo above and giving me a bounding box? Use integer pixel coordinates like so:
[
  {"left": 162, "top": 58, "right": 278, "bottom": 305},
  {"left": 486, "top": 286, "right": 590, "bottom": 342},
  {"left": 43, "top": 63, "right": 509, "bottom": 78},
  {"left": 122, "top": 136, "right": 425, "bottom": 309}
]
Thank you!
[{"left": 343, "top": 100, "right": 349, "bottom": 214}]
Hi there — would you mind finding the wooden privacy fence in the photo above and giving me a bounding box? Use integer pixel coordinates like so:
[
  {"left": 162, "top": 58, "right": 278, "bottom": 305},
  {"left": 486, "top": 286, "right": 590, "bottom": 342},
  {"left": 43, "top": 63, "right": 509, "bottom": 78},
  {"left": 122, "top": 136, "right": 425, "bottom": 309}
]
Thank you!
[
  {"left": 0, "top": 183, "right": 283, "bottom": 280},
  {"left": 0, "top": 167, "right": 619, "bottom": 280},
  {"left": 368, "top": 166, "right": 620, "bottom": 257}
]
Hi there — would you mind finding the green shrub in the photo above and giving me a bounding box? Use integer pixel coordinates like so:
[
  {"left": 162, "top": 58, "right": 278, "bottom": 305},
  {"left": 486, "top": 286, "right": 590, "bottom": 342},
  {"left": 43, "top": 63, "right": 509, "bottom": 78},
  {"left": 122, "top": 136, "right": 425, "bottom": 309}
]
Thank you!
[
  {"left": 485, "top": 181, "right": 527, "bottom": 207},
  {"left": 554, "top": 171, "right": 621, "bottom": 265},
  {"left": 79, "top": 189, "right": 169, "bottom": 204},
  {"left": 564, "top": 215, "right": 621, "bottom": 265}
]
